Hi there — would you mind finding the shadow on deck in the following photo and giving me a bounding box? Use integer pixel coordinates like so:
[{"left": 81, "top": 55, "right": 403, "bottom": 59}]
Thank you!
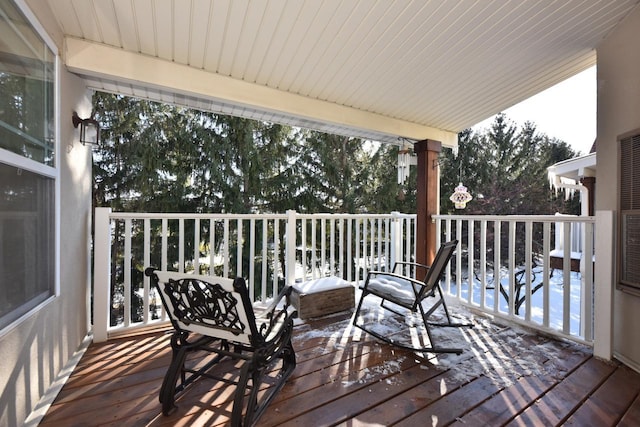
[{"left": 39, "top": 305, "right": 640, "bottom": 426}]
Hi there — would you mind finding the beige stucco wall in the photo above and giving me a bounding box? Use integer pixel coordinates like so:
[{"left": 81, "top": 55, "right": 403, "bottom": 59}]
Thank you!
[
  {"left": 597, "top": 4, "right": 640, "bottom": 371},
  {"left": 0, "top": 2, "right": 92, "bottom": 426}
]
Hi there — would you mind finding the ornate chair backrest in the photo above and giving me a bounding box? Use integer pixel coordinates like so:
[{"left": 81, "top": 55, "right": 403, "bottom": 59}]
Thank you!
[
  {"left": 417, "top": 240, "right": 458, "bottom": 302},
  {"left": 150, "top": 270, "right": 259, "bottom": 346}
]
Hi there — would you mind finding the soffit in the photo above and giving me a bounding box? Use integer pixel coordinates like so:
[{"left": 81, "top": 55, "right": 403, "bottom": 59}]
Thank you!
[
  {"left": 41, "top": 0, "right": 640, "bottom": 146},
  {"left": 548, "top": 153, "right": 597, "bottom": 181}
]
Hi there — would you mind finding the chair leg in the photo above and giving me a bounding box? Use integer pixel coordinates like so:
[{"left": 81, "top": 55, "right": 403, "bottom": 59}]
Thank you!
[
  {"left": 159, "top": 332, "right": 190, "bottom": 415},
  {"left": 425, "top": 285, "right": 473, "bottom": 328},
  {"left": 352, "top": 289, "right": 368, "bottom": 327},
  {"left": 231, "top": 363, "right": 253, "bottom": 427},
  {"left": 159, "top": 332, "right": 222, "bottom": 416},
  {"left": 229, "top": 326, "right": 297, "bottom": 426}
]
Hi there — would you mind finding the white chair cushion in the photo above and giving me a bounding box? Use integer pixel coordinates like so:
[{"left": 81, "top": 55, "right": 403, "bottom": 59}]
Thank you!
[{"left": 366, "top": 274, "right": 418, "bottom": 306}]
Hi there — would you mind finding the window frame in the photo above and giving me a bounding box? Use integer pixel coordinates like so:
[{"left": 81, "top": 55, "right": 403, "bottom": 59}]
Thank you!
[{"left": 0, "top": 0, "right": 60, "bottom": 336}]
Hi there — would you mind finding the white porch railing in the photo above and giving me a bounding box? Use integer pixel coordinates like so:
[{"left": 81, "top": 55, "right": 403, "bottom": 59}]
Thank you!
[
  {"left": 434, "top": 214, "right": 596, "bottom": 345},
  {"left": 93, "top": 208, "right": 595, "bottom": 346},
  {"left": 92, "top": 208, "right": 417, "bottom": 341}
]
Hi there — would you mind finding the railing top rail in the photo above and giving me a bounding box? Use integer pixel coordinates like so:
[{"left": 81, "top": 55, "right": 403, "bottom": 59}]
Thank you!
[
  {"left": 294, "top": 213, "right": 400, "bottom": 219},
  {"left": 434, "top": 214, "right": 595, "bottom": 223},
  {"left": 102, "top": 210, "right": 410, "bottom": 221},
  {"left": 106, "top": 212, "right": 289, "bottom": 220},
  {"left": 390, "top": 211, "right": 417, "bottom": 219}
]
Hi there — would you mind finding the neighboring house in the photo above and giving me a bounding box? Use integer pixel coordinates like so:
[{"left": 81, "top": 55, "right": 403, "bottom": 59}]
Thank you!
[
  {"left": 2, "top": 1, "right": 640, "bottom": 425},
  {"left": 548, "top": 151, "right": 597, "bottom": 217},
  {"left": 547, "top": 151, "right": 597, "bottom": 272}
]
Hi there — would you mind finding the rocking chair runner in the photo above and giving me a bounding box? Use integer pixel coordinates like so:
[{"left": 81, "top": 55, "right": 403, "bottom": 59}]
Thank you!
[
  {"left": 145, "top": 268, "right": 297, "bottom": 427},
  {"left": 353, "top": 240, "right": 472, "bottom": 354}
]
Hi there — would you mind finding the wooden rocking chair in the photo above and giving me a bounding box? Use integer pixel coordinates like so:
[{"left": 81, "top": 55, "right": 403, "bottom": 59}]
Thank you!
[
  {"left": 145, "top": 268, "right": 297, "bottom": 426},
  {"left": 353, "top": 240, "right": 472, "bottom": 354}
]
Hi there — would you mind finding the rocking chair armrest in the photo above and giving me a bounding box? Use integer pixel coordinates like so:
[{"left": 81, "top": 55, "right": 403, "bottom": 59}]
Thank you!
[
  {"left": 391, "top": 261, "right": 431, "bottom": 274},
  {"left": 254, "top": 285, "right": 297, "bottom": 343},
  {"left": 257, "top": 285, "right": 297, "bottom": 319},
  {"left": 364, "top": 270, "right": 427, "bottom": 289}
]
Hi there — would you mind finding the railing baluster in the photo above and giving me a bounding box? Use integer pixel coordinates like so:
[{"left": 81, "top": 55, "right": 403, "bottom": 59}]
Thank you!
[
  {"left": 144, "top": 218, "right": 151, "bottom": 324},
  {"left": 347, "top": 219, "right": 353, "bottom": 280},
  {"left": 321, "top": 218, "right": 327, "bottom": 277},
  {"left": 209, "top": 218, "right": 215, "bottom": 276},
  {"left": 369, "top": 219, "right": 375, "bottom": 272},
  {"left": 563, "top": 222, "right": 571, "bottom": 335},
  {"left": 525, "top": 221, "right": 533, "bottom": 322},
  {"left": 411, "top": 217, "right": 415, "bottom": 266},
  {"left": 124, "top": 218, "right": 132, "bottom": 327},
  {"left": 494, "top": 220, "right": 501, "bottom": 313},
  {"left": 362, "top": 218, "right": 368, "bottom": 273},
  {"left": 273, "top": 218, "right": 280, "bottom": 294},
  {"left": 543, "top": 222, "right": 551, "bottom": 328},
  {"left": 194, "top": 218, "right": 200, "bottom": 274},
  {"left": 384, "top": 217, "right": 390, "bottom": 271},
  {"left": 223, "top": 219, "right": 229, "bottom": 278},
  {"left": 161, "top": 219, "right": 168, "bottom": 272},
  {"left": 480, "top": 219, "right": 487, "bottom": 309},
  {"left": 355, "top": 219, "right": 361, "bottom": 284},
  {"left": 311, "top": 218, "right": 317, "bottom": 279},
  {"left": 249, "top": 218, "right": 255, "bottom": 301},
  {"left": 468, "top": 219, "right": 475, "bottom": 305},
  {"left": 178, "top": 219, "right": 184, "bottom": 273},
  {"left": 456, "top": 219, "right": 462, "bottom": 299},
  {"left": 236, "top": 219, "right": 243, "bottom": 279},
  {"left": 285, "top": 211, "right": 296, "bottom": 286},
  {"left": 508, "top": 221, "right": 516, "bottom": 318},
  {"left": 444, "top": 218, "right": 452, "bottom": 293},
  {"left": 301, "top": 217, "right": 307, "bottom": 281},
  {"left": 331, "top": 218, "right": 336, "bottom": 276},
  {"left": 339, "top": 218, "right": 344, "bottom": 278},
  {"left": 261, "top": 219, "right": 268, "bottom": 302}
]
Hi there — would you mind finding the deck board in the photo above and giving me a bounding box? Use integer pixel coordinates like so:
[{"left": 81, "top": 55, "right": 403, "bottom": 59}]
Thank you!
[
  {"left": 39, "top": 309, "right": 640, "bottom": 427},
  {"left": 563, "top": 365, "right": 640, "bottom": 426},
  {"left": 450, "top": 343, "right": 592, "bottom": 426},
  {"left": 503, "top": 357, "right": 618, "bottom": 426}
]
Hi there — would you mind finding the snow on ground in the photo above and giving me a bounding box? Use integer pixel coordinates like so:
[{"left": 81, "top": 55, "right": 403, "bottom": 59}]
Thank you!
[{"left": 450, "top": 267, "right": 585, "bottom": 336}]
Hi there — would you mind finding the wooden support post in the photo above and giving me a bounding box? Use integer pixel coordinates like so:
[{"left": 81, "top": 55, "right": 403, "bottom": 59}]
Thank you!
[
  {"left": 581, "top": 176, "right": 596, "bottom": 216},
  {"left": 415, "top": 139, "right": 442, "bottom": 265}
]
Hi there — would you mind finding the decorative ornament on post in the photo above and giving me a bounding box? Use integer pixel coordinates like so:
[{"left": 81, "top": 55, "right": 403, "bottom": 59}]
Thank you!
[
  {"left": 397, "top": 138, "right": 416, "bottom": 201},
  {"left": 72, "top": 111, "right": 100, "bottom": 146},
  {"left": 450, "top": 182, "right": 473, "bottom": 209},
  {"left": 397, "top": 145, "right": 412, "bottom": 185}
]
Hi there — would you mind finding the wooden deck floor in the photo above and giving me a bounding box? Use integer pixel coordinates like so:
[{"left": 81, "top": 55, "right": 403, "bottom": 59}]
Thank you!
[{"left": 39, "top": 309, "right": 640, "bottom": 426}]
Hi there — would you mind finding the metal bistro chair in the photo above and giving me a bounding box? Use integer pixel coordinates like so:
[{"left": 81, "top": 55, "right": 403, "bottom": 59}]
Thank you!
[
  {"left": 353, "top": 240, "right": 472, "bottom": 354},
  {"left": 145, "top": 268, "right": 297, "bottom": 426}
]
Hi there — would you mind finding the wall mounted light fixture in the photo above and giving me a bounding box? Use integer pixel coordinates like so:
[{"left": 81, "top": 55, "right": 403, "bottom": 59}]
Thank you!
[{"left": 72, "top": 111, "right": 100, "bottom": 146}]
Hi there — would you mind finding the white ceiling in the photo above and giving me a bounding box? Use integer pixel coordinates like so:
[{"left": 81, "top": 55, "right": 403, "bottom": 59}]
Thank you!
[{"left": 37, "top": 0, "right": 640, "bottom": 146}]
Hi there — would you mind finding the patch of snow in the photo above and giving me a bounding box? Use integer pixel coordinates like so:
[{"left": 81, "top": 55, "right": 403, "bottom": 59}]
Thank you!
[
  {"left": 293, "top": 276, "right": 353, "bottom": 293},
  {"left": 341, "top": 356, "right": 407, "bottom": 388},
  {"left": 301, "top": 291, "right": 590, "bottom": 390}
]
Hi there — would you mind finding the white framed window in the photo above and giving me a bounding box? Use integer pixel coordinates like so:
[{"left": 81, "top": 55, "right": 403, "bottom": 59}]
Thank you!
[{"left": 0, "top": 0, "right": 57, "bottom": 330}]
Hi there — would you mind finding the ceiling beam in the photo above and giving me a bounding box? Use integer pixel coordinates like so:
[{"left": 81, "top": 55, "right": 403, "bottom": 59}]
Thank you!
[{"left": 64, "top": 37, "right": 457, "bottom": 147}]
